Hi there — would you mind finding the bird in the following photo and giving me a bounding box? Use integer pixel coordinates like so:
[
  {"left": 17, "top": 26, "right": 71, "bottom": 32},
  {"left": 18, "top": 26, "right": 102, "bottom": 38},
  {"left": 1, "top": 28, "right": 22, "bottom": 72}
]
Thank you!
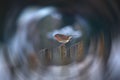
[{"left": 54, "top": 34, "right": 72, "bottom": 44}]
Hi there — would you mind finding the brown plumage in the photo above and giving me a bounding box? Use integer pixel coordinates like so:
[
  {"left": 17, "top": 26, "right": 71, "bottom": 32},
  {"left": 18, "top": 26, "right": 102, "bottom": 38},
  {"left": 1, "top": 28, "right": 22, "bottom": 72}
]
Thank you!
[{"left": 54, "top": 34, "right": 72, "bottom": 44}]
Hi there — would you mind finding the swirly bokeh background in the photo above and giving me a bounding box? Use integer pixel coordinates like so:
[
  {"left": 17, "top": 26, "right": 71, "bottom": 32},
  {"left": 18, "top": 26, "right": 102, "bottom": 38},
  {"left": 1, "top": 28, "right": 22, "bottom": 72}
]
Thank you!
[{"left": 0, "top": 0, "right": 120, "bottom": 80}]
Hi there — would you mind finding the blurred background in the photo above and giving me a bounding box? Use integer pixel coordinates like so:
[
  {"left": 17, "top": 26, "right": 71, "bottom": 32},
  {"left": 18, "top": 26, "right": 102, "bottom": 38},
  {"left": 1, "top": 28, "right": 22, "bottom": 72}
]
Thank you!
[
  {"left": 0, "top": 0, "right": 114, "bottom": 48},
  {"left": 0, "top": 0, "right": 120, "bottom": 80}
]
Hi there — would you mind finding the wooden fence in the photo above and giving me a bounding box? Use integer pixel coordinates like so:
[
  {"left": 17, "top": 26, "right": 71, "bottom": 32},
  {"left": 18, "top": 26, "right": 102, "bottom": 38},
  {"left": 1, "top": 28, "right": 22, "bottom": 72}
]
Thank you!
[
  {"left": 33, "top": 33, "right": 106, "bottom": 67},
  {"left": 37, "top": 41, "right": 85, "bottom": 66}
]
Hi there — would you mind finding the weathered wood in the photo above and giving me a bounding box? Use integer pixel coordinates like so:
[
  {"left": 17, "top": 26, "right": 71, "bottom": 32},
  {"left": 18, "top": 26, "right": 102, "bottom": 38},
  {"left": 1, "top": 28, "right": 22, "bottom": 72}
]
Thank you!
[
  {"left": 58, "top": 45, "right": 70, "bottom": 65},
  {"left": 38, "top": 42, "right": 86, "bottom": 65},
  {"left": 51, "top": 45, "right": 70, "bottom": 65},
  {"left": 69, "top": 42, "right": 85, "bottom": 62},
  {"left": 36, "top": 37, "right": 105, "bottom": 66},
  {"left": 76, "top": 42, "right": 84, "bottom": 62},
  {"left": 69, "top": 44, "right": 77, "bottom": 62},
  {"left": 39, "top": 48, "right": 52, "bottom": 65},
  {"left": 44, "top": 49, "right": 52, "bottom": 65}
]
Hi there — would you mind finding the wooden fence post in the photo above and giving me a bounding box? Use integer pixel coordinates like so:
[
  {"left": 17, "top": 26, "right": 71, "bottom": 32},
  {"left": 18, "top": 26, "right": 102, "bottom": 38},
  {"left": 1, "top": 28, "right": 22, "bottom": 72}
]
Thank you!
[
  {"left": 76, "top": 42, "right": 84, "bottom": 62},
  {"left": 38, "top": 40, "right": 88, "bottom": 65},
  {"left": 39, "top": 48, "right": 52, "bottom": 65},
  {"left": 58, "top": 45, "right": 70, "bottom": 65}
]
